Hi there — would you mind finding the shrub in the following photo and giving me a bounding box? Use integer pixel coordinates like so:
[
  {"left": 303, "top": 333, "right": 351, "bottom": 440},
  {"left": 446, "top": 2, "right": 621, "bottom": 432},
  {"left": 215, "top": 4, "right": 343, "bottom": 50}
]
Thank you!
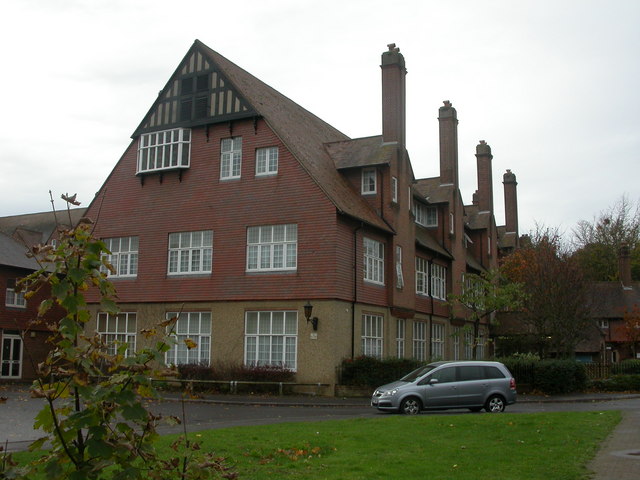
[
  {"left": 175, "top": 362, "right": 295, "bottom": 393},
  {"left": 533, "top": 359, "right": 588, "bottom": 394},
  {"left": 497, "top": 353, "right": 539, "bottom": 387},
  {"left": 340, "top": 356, "right": 422, "bottom": 387},
  {"left": 590, "top": 374, "right": 640, "bottom": 392}
]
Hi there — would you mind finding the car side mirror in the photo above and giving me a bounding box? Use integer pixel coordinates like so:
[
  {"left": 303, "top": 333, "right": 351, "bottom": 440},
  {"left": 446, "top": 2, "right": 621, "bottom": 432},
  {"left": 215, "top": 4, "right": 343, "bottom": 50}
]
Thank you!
[{"left": 418, "top": 377, "right": 438, "bottom": 386}]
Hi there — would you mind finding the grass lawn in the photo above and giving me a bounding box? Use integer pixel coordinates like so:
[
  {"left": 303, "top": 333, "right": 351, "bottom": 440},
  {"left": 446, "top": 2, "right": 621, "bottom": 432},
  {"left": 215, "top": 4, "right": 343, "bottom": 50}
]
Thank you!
[{"left": 11, "top": 410, "right": 620, "bottom": 479}]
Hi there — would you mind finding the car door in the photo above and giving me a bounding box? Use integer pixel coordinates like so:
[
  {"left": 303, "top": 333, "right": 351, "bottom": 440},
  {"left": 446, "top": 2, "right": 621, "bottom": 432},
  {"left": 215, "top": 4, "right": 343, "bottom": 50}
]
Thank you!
[
  {"left": 456, "top": 365, "right": 489, "bottom": 406},
  {"left": 417, "top": 365, "right": 458, "bottom": 408}
]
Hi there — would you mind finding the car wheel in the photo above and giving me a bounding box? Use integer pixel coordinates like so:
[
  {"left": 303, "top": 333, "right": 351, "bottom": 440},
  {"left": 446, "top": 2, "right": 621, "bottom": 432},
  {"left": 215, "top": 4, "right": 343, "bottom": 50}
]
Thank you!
[
  {"left": 484, "top": 395, "right": 506, "bottom": 413},
  {"left": 400, "top": 397, "right": 422, "bottom": 415}
]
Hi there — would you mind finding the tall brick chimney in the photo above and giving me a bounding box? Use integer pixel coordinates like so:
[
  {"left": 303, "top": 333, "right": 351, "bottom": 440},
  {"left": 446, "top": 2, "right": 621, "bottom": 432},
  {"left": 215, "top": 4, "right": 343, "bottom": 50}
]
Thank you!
[
  {"left": 475, "top": 140, "right": 494, "bottom": 213},
  {"left": 438, "top": 100, "right": 459, "bottom": 186},
  {"left": 619, "top": 244, "right": 632, "bottom": 287},
  {"left": 381, "top": 43, "right": 406, "bottom": 146},
  {"left": 503, "top": 169, "right": 519, "bottom": 242}
]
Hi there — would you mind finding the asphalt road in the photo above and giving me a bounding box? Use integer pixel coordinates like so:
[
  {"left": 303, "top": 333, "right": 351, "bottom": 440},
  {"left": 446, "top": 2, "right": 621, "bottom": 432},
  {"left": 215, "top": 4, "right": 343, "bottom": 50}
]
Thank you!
[{"left": 2, "top": 386, "right": 639, "bottom": 453}]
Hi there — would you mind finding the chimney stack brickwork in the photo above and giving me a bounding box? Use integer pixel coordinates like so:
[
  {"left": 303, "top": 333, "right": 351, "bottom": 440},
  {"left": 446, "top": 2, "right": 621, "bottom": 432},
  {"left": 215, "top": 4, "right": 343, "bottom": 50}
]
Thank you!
[
  {"left": 503, "top": 169, "right": 519, "bottom": 242},
  {"left": 381, "top": 43, "right": 406, "bottom": 146},
  {"left": 619, "top": 244, "right": 633, "bottom": 287},
  {"left": 475, "top": 140, "right": 494, "bottom": 213},
  {"left": 438, "top": 101, "right": 459, "bottom": 187}
]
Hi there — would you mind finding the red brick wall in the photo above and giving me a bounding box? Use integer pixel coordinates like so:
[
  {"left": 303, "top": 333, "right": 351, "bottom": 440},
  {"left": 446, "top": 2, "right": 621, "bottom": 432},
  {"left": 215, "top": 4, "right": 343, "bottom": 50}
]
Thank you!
[{"left": 85, "top": 119, "right": 351, "bottom": 304}]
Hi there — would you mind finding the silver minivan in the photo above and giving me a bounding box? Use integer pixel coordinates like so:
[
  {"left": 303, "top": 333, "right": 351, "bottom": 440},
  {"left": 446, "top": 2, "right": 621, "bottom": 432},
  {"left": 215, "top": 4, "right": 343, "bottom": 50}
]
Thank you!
[{"left": 371, "top": 361, "right": 517, "bottom": 414}]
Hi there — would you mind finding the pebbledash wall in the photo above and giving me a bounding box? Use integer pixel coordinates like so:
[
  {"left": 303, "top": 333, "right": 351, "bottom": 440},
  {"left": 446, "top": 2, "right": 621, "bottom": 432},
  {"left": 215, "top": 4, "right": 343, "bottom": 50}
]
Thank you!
[{"left": 82, "top": 40, "right": 520, "bottom": 392}]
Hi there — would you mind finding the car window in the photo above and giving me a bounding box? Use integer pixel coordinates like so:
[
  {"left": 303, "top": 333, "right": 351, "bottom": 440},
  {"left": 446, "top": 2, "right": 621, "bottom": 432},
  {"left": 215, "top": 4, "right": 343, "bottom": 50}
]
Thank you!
[
  {"left": 430, "top": 366, "right": 456, "bottom": 384},
  {"left": 484, "top": 366, "right": 505, "bottom": 379},
  {"left": 400, "top": 365, "right": 436, "bottom": 382},
  {"left": 458, "top": 365, "right": 485, "bottom": 381}
]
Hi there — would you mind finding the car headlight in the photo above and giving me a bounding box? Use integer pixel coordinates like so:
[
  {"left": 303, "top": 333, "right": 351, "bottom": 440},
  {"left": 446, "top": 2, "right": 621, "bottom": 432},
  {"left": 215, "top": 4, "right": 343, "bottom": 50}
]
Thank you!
[{"left": 383, "top": 388, "right": 398, "bottom": 396}]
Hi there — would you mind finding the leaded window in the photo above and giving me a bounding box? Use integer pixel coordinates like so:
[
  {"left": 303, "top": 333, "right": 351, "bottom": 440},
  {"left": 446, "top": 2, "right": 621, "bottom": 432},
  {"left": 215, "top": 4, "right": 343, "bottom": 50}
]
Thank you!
[
  {"left": 101, "top": 237, "right": 138, "bottom": 278},
  {"left": 168, "top": 231, "right": 213, "bottom": 275},
  {"left": 416, "top": 257, "right": 428, "bottom": 295},
  {"left": 431, "top": 323, "right": 444, "bottom": 360},
  {"left": 361, "top": 168, "right": 377, "bottom": 194},
  {"left": 244, "top": 311, "right": 297, "bottom": 369},
  {"left": 5, "top": 280, "right": 25, "bottom": 308},
  {"left": 413, "top": 203, "right": 437, "bottom": 227},
  {"left": 413, "top": 321, "right": 427, "bottom": 361},
  {"left": 256, "top": 147, "right": 278, "bottom": 176},
  {"left": 165, "top": 312, "right": 211, "bottom": 366},
  {"left": 246, "top": 224, "right": 297, "bottom": 272},
  {"left": 221, "top": 137, "right": 242, "bottom": 179},
  {"left": 96, "top": 312, "right": 137, "bottom": 357},
  {"left": 137, "top": 128, "right": 191, "bottom": 173},
  {"left": 364, "top": 237, "right": 384, "bottom": 284},
  {"left": 431, "top": 263, "right": 447, "bottom": 300},
  {"left": 362, "top": 314, "right": 383, "bottom": 358}
]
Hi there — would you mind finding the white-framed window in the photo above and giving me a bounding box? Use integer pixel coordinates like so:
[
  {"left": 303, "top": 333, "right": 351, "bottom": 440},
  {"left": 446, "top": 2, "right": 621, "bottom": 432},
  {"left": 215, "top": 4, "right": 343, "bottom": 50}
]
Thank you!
[
  {"left": 395, "top": 245, "right": 404, "bottom": 289},
  {"left": 245, "top": 311, "right": 297, "bottom": 369},
  {"left": 362, "top": 314, "right": 383, "bottom": 358},
  {"left": 137, "top": 128, "right": 191, "bottom": 174},
  {"left": 168, "top": 230, "right": 213, "bottom": 275},
  {"left": 101, "top": 237, "right": 138, "bottom": 278},
  {"left": 431, "top": 323, "right": 444, "bottom": 360},
  {"left": 391, "top": 177, "right": 398, "bottom": 203},
  {"left": 413, "top": 321, "right": 427, "bottom": 361},
  {"left": 96, "top": 312, "right": 137, "bottom": 357},
  {"left": 221, "top": 136, "right": 242, "bottom": 179},
  {"left": 1, "top": 333, "right": 22, "bottom": 378},
  {"left": 361, "top": 168, "right": 377, "bottom": 194},
  {"left": 256, "top": 147, "right": 278, "bottom": 176},
  {"left": 416, "top": 257, "right": 428, "bottom": 296},
  {"left": 599, "top": 320, "right": 610, "bottom": 329},
  {"left": 246, "top": 224, "right": 297, "bottom": 272},
  {"left": 452, "top": 326, "right": 461, "bottom": 361},
  {"left": 464, "top": 329, "right": 474, "bottom": 360},
  {"left": 363, "top": 237, "right": 384, "bottom": 284},
  {"left": 165, "top": 312, "right": 211, "bottom": 366},
  {"left": 476, "top": 330, "right": 485, "bottom": 360},
  {"left": 5, "top": 280, "right": 26, "bottom": 308},
  {"left": 396, "top": 318, "right": 405, "bottom": 358},
  {"left": 431, "top": 263, "right": 447, "bottom": 300},
  {"left": 413, "top": 203, "right": 438, "bottom": 227}
]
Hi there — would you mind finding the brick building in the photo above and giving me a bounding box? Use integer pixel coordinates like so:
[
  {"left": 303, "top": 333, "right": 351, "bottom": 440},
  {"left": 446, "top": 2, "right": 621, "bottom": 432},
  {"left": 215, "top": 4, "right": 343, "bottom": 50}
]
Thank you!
[
  {"left": 80, "top": 41, "right": 519, "bottom": 390},
  {"left": 0, "top": 210, "right": 84, "bottom": 381}
]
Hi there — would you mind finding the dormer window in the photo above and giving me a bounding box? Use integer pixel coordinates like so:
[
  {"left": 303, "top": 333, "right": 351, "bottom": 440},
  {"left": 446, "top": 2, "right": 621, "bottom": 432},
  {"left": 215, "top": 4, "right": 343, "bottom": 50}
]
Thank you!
[
  {"left": 413, "top": 203, "right": 437, "bottom": 227},
  {"left": 137, "top": 128, "right": 191, "bottom": 174},
  {"left": 362, "top": 168, "right": 377, "bottom": 194}
]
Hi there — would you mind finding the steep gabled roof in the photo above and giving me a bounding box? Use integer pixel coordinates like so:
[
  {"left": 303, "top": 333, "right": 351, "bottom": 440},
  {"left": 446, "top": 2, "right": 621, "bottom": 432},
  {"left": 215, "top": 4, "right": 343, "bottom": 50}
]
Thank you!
[
  {"left": 133, "top": 40, "right": 391, "bottom": 233},
  {"left": 590, "top": 282, "right": 640, "bottom": 318},
  {"left": 0, "top": 232, "right": 39, "bottom": 270},
  {"left": 0, "top": 209, "right": 85, "bottom": 245}
]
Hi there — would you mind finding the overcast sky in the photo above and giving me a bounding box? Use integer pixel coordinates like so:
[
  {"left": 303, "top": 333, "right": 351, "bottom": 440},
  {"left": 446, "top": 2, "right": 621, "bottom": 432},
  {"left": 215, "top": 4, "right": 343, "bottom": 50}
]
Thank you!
[{"left": 1, "top": 0, "right": 638, "bottom": 237}]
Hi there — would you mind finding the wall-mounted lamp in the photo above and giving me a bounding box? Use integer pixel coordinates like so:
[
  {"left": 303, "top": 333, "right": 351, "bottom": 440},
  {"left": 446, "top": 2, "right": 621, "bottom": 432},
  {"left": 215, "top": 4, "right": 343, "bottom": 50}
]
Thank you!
[{"left": 303, "top": 301, "right": 319, "bottom": 331}]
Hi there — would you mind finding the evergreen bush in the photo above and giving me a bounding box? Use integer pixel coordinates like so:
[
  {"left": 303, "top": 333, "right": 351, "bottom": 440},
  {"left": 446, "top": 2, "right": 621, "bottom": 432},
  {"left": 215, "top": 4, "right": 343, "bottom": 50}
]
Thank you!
[{"left": 340, "top": 356, "right": 422, "bottom": 387}]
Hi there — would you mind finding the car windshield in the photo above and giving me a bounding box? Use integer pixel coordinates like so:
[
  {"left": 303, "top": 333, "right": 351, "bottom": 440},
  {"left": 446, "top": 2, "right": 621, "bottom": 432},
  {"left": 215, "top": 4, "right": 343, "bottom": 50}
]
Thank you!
[{"left": 399, "top": 365, "right": 437, "bottom": 382}]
